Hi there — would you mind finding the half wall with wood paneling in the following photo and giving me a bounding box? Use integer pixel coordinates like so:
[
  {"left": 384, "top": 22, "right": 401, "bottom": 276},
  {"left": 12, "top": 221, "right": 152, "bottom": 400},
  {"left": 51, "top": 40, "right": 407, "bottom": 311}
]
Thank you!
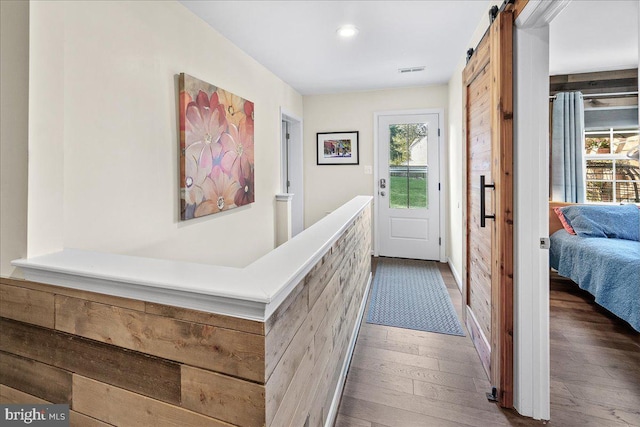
[{"left": 0, "top": 205, "right": 372, "bottom": 427}]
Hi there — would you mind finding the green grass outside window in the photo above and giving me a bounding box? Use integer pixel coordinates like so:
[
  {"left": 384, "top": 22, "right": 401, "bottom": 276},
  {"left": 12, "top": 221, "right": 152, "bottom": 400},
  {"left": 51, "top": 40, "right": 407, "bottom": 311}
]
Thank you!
[{"left": 389, "top": 175, "right": 428, "bottom": 209}]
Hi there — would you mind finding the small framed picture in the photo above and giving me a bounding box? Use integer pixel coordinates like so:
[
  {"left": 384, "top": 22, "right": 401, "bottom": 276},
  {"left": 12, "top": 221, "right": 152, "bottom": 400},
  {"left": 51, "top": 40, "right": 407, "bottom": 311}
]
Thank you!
[{"left": 316, "top": 131, "right": 359, "bottom": 165}]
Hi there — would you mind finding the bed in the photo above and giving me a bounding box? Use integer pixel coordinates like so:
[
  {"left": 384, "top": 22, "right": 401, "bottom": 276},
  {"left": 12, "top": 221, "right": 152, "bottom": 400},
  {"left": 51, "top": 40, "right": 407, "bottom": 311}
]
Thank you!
[{"left": 549, "top": 202, "right": 640, "bottom": 332}]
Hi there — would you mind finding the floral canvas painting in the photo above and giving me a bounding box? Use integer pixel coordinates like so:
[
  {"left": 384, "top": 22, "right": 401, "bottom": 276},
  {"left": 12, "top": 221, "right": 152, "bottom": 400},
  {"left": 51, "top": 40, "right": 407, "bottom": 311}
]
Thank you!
[{"left": 179, "top": 73, "right": 255, "bottom": 220}]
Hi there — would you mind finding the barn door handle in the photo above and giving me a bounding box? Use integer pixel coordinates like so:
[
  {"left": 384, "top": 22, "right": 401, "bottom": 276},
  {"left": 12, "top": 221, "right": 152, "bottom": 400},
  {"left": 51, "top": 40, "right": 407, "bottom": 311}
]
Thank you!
[{"left": 480, "top": 175, "right": 495, "bottom": 228}]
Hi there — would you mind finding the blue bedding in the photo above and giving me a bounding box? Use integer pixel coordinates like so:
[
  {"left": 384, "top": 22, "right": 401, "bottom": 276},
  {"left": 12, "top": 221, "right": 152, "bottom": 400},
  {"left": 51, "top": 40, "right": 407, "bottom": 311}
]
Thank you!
[{"left": 550, "top": 229, "right": 640, "bottom": 332}]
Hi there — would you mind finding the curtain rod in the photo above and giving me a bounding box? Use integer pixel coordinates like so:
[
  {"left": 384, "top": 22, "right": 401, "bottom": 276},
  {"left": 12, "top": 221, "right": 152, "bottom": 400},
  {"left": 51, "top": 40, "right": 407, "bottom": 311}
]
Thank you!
[{"left": 549, "top": 91, "right": 639, "bottom": 100}]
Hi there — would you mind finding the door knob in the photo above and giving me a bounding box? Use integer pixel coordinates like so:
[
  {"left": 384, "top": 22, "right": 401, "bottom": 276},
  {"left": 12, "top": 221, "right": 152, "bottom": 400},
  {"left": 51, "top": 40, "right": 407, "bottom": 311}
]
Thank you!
[{"left": 380, "top": 191, "right": 386, "bottom": 196}]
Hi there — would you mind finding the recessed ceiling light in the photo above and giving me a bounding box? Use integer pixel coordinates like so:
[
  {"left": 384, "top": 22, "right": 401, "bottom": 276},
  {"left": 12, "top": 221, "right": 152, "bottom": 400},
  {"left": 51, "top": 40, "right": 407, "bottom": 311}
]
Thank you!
[{"left": 337, "top": 25, "right": 359, "bottom": 38}]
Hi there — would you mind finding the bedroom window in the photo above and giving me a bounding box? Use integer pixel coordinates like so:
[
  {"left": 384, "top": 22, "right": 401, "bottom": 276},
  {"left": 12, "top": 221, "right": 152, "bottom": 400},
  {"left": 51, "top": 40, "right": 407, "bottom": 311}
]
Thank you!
[{"left": 584, "top": 127, "right": 640, "bottom": 203}]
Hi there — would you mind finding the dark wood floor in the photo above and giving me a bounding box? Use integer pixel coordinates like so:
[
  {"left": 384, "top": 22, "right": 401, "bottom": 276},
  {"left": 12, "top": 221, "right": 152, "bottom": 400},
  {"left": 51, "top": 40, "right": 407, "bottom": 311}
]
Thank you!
[
  {"left": 335, "top": 260, "right": 640, "bottom": 427},
  {"left": 548, "top": 273, "right": 640, "bottom": 426}
]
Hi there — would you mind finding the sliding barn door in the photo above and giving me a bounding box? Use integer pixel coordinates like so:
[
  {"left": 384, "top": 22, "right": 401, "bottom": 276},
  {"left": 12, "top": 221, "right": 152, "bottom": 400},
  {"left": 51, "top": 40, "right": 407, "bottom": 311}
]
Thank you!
[{"left": 462, "top": 8, "right": 514, "bottom": 408}]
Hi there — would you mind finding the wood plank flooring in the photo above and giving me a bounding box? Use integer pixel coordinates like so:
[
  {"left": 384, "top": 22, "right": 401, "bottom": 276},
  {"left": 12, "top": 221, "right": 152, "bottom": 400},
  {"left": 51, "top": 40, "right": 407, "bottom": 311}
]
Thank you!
[
  {"left": 335, "top": 260, "right": 640, "bottom": 426},
  {"left": 548, "top": 273, "right": 640, "bottom": 427}
]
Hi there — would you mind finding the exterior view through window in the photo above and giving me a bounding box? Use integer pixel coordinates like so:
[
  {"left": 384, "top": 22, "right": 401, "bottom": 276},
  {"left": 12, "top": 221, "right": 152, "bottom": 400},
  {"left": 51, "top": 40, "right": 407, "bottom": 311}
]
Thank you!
[
  {"left": 388, "top": 123, "right": 428, "bottom": 209},
  {"left": 585, "top": 127, "right": 640, "bottom": 203}
]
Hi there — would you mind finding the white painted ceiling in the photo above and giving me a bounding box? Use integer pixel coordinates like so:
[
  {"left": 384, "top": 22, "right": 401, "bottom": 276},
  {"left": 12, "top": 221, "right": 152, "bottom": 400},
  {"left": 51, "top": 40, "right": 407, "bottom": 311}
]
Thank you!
[
  {"left": 181, "top": 0, "right": 639, "bottom": 95},
  {"left": 180, "top": 1, "right": 488, "bottom": 95},
  {"left": 550, "top": 0, "right": 638, "bottom": 75}
]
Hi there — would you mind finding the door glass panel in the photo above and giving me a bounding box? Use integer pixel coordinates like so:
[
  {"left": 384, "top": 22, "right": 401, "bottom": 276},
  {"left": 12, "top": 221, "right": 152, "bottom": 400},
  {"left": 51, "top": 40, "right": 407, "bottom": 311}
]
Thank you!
[{"left": 388, "top": 123, "right": 428, "bottom": 209}]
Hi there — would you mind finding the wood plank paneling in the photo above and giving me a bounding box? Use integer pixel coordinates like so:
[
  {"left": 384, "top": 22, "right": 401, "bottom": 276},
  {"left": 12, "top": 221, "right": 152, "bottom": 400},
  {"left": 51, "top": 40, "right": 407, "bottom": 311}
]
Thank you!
[
  {"left": 464, "top": 6, "right": 514, "bottom": 409},
  {"left": 463, "top": 36, "right": 490, "bottom": 84},
  {"left": 0, "top": 318, "right": 181, "bottom": 404},
  {"left": 468, "top": 296, "right": 491, "bottom": 345},
  {"left": 265, "top": 207, "right": 371, "bottom": 427},
  {"left": 0, "top": 351, "right": 72, "bottom": 403},
  {"left": 551, "top": 68, "right": 637, "bottom": 84},
  {"left": 489, "top": 9, "right": 514, "bottom": 407},
  {"left": 145, "top": 302, "right": 264, "bottom": 335},
  {"left": 513, "top": 0, "right": 529, "bottom": 20},
  {"left": 0, "top": 283, "right": 54, "bottom": 328},
  {"left": 268, "top": 342, "right": 315, "bottom": 427},
  {"left": 265, "top": 294, "right": 316, "bottom": 425},
  {"left": 302, "top": 266, "right": 355, "bottom": 426},
  {"left": 551, "top": 78, "right": 638, "bottom": 95},
  {"left": 313, "top": 275, "right": 343, "bottom": 363},
  {"left": 0, "top": 384, "right": 112, "bottom": 426},
  {"left": 0, "top": 277, "right": 145, "bottom": 312},
  {"left": 72, "top": 375, "right": 232, "bottom": 427},
  {"left": 303, "top": 325, "right": 333, "bottom": 427},
  {"left": 550, "top": 70, "right": 638, "bottom": 95},
  {"left": 0, "top": 384, "right": 49, "bottom": 404},
  {"left": 55, "top": 296, "right": 265, "bottom": 383},
  {"left": 181, "top": 365, "right": 265, "bottom": 427},
  {"left": 69, "top": 411, "right": 114, "bottom": 427},
  {"left": 264, "top": 280, "right": 309, "bottom": 380},
  {"left": 466, "top": 47, "right": 493, "bottom": 347},
  {"left": 306, "top": 251, "right": 339, "bottom": 311}
]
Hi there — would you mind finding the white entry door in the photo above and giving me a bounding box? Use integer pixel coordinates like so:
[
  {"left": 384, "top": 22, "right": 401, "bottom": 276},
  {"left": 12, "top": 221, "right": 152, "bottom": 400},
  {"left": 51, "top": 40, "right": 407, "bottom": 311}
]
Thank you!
[{"left": 377, "top": 113, "right": 440, "bottom": 260}]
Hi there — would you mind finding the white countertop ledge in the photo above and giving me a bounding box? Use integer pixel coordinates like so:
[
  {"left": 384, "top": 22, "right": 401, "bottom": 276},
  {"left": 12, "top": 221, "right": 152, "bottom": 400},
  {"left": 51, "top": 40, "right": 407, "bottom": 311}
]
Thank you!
[{"left": 12, "top": 196, "right": 372, "bottom": 323}]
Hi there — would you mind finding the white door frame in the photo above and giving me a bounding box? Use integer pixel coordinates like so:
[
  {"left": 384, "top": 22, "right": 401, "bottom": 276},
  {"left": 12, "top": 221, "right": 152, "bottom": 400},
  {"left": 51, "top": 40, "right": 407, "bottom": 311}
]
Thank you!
[
  {"left": 373, "top": 108, "right": 446, "bottom": 262},
  {"left": 513, "top": 0, "right": 570, "bottom": 420},
  {"left": 280, "top": 107, "right": 304, "bottom": 236}
]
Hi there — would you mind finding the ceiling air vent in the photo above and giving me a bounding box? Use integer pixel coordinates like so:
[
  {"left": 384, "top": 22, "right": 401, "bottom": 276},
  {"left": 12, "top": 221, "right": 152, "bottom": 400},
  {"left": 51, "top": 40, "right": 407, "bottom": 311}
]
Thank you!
[{"left": 398, "top": 66, "right": 425, "bottom": 74}]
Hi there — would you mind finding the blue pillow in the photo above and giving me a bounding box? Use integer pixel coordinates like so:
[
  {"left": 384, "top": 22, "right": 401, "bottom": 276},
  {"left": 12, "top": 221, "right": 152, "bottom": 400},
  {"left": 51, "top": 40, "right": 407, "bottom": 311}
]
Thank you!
[{"left": 559, "top": 205, "right": 640, "bottom": 241}]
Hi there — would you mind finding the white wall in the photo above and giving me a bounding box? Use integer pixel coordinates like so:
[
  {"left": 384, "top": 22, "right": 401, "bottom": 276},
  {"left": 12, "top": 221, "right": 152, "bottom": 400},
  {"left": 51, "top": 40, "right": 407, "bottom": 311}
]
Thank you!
[
  {"left": 513, "top": 23, "right": 552, "bottom": 420},
  {"left": 28, "top": 1, "right": 65, "bottom": 262},
  {"left": 0, "top": 1, "right": 29, "bottom": 277},
  {"left": 303, "top": 86, "right": 448, "bottom": 228},
  {"left": 26, "top": 1, "right": 302, "bottom": 268},
  {"left": 446, "top": 0, "right": 501, "bottom": 283}
]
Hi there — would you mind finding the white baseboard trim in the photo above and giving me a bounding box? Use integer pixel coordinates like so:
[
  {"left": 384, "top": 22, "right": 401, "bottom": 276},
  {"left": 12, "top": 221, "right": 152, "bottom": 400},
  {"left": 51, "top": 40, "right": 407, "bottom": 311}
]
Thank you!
[
  {"left": 325, "top": 271, "right": 372, "bottom": 427},
  {"left": 447, "top": 257, "right": 463, "bottom": 292}
]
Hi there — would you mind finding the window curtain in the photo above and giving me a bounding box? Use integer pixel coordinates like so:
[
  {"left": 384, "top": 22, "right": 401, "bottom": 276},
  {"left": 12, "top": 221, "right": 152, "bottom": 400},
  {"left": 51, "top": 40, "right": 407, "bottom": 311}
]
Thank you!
[{"left": 551, "top": 91, "right": 586, "bottom": 202}]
